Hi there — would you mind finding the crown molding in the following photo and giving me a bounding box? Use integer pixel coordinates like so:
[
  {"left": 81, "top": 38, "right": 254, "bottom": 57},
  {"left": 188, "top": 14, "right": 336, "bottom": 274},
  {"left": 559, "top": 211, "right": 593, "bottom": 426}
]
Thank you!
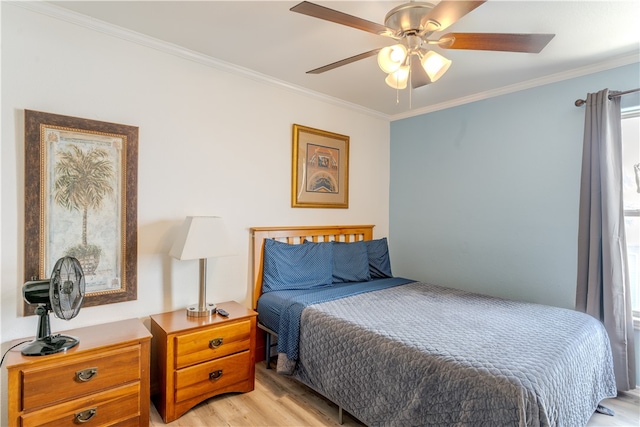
[
  {"left": 11, "top": 1, "right": 391, "bottom": 121},
  {"left": 390, "top": 52, "right": 640, "bottom": 121}
]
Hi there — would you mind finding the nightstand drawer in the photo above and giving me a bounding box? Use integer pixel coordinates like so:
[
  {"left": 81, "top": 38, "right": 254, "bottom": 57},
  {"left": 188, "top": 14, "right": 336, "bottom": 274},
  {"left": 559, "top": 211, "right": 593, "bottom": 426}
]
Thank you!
[
  {"left": 175, "top": 319, "right": 251, "bottom": 368},
  {"left": 22, "top": 345, "right": 141, "bottom": 411},
  {"left": 20, "top": 382, "right": 140, "bottom": 427},
  {"left": 174, "top": 350, "right": 251, "bottom": 403}
]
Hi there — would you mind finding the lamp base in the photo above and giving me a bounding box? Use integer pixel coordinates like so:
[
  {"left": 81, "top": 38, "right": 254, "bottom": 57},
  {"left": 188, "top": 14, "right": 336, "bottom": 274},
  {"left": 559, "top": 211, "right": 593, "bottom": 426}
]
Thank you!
[{"left": 186, "top": 303, "right": 216, "bottom": 317}]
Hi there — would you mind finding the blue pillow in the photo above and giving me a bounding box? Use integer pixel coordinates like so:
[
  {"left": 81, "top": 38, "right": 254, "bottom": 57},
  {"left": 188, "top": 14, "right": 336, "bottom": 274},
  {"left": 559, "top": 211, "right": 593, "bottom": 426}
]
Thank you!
[
  {"left": 262, "top": 239, "right": 333, "bottom": 292},
  {"left": 332, "top": 241, "right": 371, "bottom": 283},
  {"left": 365, "top": 238, "right": 393, "bottom": 278}
]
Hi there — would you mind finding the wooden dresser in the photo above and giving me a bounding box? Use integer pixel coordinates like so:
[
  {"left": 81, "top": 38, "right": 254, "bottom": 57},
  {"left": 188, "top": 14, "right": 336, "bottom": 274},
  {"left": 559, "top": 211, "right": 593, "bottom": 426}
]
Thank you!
[
  {"left": 150, "top": 301, "right": 257, "bottom": 423},
  {"left": 4, "top": 318, "right": 151, "bottom": 427}
]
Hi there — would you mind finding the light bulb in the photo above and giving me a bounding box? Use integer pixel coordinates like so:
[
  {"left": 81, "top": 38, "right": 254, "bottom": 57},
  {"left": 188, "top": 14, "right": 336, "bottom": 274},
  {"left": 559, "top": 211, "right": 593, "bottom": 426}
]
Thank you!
[
  {"left": 421, "top": 51, "right": 452, "bottom": 82},
  {"left": 378, "top": 44, "right": 408, "bottom": 74}
]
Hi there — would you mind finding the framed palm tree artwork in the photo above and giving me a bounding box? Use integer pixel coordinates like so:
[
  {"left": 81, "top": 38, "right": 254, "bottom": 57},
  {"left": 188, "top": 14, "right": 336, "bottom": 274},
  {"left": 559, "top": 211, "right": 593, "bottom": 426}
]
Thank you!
[{"left": 24, "top": 110, "right": 138, "bottom": 313}]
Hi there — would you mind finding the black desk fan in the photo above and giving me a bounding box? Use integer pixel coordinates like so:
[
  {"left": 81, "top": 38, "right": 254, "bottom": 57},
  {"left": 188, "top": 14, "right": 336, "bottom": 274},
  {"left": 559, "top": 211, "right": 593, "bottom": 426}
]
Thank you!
[{"left": 21, "top": 256, "right": 85, "bottom": 356}]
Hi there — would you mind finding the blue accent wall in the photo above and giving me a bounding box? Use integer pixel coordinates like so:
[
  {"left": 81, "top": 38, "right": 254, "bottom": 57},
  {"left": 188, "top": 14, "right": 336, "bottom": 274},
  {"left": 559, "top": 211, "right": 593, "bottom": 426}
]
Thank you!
[{"left": 390, "top": 63, "right": 640, "bottom": 309}]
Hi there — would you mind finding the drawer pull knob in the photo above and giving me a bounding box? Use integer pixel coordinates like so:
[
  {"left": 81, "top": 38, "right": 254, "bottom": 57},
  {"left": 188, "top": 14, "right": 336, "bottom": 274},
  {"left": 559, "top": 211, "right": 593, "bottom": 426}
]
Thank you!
[
  {"left": 75, "top": 408, "right": 97, "bottom": 423},
  {"left": 209, "top": 338, "right": 224, "bottom": 348},
  {"left": 75, "top": 367, "right": 98, "bottom": 382},
  {"left": 209, "top": 369, "right": 223, "bottom": 380}
]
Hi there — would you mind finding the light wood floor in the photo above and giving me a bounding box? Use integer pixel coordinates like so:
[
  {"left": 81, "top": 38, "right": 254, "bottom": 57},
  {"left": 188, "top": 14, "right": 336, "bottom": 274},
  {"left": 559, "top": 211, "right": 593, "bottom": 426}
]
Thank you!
[{"left": 151, "top": 361, "right": 640, "bottom": 426}]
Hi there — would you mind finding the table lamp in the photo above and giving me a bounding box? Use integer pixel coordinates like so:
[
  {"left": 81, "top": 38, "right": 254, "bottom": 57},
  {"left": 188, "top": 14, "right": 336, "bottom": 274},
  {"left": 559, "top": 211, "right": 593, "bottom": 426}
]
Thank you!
[{"left": 170, "top": 216, "right": 234, "bottom": 317}]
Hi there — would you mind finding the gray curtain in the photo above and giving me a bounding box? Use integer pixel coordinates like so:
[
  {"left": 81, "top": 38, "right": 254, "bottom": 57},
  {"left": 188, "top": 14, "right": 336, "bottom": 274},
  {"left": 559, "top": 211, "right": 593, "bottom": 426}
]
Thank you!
[{"left": 576, "top": 88, "right": 636, "bottom": 391}]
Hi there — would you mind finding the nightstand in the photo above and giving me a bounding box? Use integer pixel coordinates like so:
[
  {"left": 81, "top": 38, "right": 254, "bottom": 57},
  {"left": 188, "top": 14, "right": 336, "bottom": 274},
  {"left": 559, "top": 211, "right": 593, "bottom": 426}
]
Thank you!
[
  {"left": 4, "top": 318, "right": 151, "bottom": 427},
  {"left": 150, "top": 301, "right": 257, "bottom": 423}
]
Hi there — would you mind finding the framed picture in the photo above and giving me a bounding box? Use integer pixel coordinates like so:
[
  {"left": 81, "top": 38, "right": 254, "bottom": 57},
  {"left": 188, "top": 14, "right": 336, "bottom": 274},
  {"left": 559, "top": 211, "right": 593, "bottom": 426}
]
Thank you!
[
  {"left": 291, "top": 124, "right": 349, "bottom": 208},
  {"left": 24, "top": 110, "right": 138, "bottom": 314}
]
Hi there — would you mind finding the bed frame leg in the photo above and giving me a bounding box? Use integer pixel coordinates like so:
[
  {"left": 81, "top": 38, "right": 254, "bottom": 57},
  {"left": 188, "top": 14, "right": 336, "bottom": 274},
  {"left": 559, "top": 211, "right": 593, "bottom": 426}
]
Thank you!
[
  {"left": 259, "top": 325, "right": 278, "bottom": 370},
  {"left": 338, "top": 406, "right": 343, "bottom": 425},
  {"left": 265, "top": 331, "right": 272, "bottom": 369}
]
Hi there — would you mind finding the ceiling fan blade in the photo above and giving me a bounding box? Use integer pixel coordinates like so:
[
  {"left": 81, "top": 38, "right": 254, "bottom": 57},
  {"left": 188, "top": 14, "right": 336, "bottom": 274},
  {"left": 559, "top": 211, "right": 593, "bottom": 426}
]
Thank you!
[
  {"left": 291, "top": 1, "right": 391, "bottom": 36},
  {"left": 439, "top": 33, "right": 555, "bottom": 53},
  {"left": 307, "top": 49, "right": 382, "bottom": 74},
  {"left": 410, "top": 58, "right": 431, "bottom": 89},
  {"left": 424, "top": 0, "right": 486, "bottom": 32}
]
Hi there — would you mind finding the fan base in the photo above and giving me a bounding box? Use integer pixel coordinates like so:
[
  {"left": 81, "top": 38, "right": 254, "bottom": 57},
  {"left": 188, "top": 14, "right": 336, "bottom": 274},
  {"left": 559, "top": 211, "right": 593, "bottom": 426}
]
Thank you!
[
  {"left": 21, "top": 334, "right": 79, "bottom": 356},
  {"left": 186, "top": 303, "right": 216, "bottom": 317}
]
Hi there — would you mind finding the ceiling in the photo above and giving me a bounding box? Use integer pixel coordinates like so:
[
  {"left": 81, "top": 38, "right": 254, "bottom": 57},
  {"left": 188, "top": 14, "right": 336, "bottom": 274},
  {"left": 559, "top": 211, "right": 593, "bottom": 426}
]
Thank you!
[{"left": 49, "top": 1, "right": 640, "bottom": 119}]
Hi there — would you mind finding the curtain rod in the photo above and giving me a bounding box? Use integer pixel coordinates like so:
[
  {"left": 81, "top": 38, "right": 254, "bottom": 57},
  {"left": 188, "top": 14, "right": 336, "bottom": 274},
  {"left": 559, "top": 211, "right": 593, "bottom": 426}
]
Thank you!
[{"left": 574, "top": 88, "right": 640, "bottom": 107}]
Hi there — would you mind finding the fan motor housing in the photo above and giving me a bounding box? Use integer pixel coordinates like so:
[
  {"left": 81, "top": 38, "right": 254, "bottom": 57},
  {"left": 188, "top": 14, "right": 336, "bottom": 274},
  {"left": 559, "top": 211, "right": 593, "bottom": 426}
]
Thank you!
[
  {"left": 384, "top": 2, "right": 439, "bottom": 37},
  {"left": 23, "top": 280, "right": 52, "bottom": 305}
]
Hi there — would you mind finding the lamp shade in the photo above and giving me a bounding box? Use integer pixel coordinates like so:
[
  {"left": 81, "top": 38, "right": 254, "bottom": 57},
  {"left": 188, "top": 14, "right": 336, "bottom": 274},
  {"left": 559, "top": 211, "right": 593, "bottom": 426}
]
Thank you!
[
  {"left": 421, "top": 50, "right": 452, "bottom": 82},
  {"left": 385, "top": 65, "right": 410, "bottom": 89},
  {"left": 170, "top": 216, "right": 234, "bottom": 260},
  {"left": 377, "top": 44, "right": 408, "bottom": 73}
]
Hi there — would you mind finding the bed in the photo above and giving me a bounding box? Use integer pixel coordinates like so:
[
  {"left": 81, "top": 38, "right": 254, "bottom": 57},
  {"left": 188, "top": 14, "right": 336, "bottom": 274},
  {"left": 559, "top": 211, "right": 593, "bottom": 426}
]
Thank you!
[{"left": 250, "top": 225, "right": 617, "bottom": 426}]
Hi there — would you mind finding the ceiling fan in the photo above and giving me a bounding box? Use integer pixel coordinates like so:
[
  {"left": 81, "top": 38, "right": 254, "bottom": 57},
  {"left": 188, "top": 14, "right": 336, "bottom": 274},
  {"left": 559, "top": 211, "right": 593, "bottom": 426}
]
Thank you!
[{"left": 291, "top": 1, "right": 555, "bottom": 90}]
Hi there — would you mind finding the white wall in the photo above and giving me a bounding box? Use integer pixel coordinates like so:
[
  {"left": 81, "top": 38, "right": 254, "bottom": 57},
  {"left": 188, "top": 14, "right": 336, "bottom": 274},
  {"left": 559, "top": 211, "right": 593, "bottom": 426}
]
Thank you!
[{"left": 0, "top": 4, "right": 390, "bottom": 422}]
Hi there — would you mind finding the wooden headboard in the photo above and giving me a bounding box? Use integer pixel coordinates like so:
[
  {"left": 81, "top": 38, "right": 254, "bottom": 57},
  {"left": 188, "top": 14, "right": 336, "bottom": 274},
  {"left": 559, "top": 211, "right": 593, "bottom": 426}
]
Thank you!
[{"left": 250, "top": 225, "right": 375, "bottom": 309}]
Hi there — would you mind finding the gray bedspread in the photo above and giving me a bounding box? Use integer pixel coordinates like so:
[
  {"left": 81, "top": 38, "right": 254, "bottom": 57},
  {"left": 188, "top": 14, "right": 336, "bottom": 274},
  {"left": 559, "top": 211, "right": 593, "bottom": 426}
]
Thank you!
[{"left": 285, "top": 282, "right": 616, "bottom": 426}]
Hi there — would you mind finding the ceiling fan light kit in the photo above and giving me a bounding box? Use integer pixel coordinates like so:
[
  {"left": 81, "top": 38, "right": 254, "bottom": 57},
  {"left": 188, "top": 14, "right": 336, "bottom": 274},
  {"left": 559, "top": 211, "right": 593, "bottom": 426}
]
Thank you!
[
  {"left": 291, "top": 1, "right": 554, "bottom": 96},
  {"left": 376, "top": 36, "right": 451, "bottom": 88}
]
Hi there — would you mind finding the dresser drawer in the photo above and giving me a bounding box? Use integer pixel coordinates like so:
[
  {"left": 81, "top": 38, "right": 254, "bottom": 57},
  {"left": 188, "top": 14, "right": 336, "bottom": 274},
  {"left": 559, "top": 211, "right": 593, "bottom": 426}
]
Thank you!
[
  {"left": 21, "top": 345, "right": 141, "bottom": 411},
  {"left": 174, "top": 319, "right": 251, "bottom": 368},
  {"left": 20, "top": 382, "right": 140, "bottom": 427},
  {"left": 174, "top": 350, "right": 251, "bottom": 403}
]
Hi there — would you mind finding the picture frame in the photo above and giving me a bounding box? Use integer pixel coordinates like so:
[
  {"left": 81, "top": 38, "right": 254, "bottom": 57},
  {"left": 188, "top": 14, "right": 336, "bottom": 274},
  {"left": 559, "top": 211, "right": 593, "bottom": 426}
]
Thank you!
[
  {"left": 291, "top": 124, "right": 349, "bottom": 208},
  {"left": 24, "top": 110, "right": 138, "bottom": 314}
]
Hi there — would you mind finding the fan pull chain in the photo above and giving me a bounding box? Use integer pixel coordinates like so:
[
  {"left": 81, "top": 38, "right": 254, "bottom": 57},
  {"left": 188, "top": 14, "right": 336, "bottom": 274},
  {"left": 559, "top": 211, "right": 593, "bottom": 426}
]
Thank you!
[
  {"left": 409, "top": 56, "right": 412, "bottom": 110},
  {"left": 409, "top": 75, "right": 412, "bottom": 110}
]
